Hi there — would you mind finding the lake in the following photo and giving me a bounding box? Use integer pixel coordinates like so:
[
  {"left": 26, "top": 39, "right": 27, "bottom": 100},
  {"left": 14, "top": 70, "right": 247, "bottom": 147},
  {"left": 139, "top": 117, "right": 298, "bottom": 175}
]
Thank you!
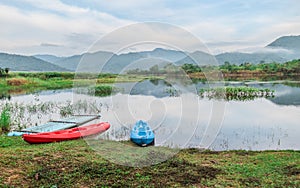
[{"left": 1, "top": 79, "right": 300, "bottom": 151}]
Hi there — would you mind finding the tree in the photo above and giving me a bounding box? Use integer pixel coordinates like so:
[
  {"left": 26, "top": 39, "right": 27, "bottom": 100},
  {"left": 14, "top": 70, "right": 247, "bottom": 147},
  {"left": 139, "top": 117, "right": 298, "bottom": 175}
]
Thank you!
[
  {"left": 0, "top": 68, "right": 3, "bottom": 77},
  {"left": 181, "top": 63, "right": 201, "bottom": 73},
  {"left": 0, "top": 67, "right": 9, "bottom": 77},
  {"left": 4, "top": 68, "right": 9, "bottom": 74},
  {"left": 149, "top": 65, "right": 159, "bottom": 73}
]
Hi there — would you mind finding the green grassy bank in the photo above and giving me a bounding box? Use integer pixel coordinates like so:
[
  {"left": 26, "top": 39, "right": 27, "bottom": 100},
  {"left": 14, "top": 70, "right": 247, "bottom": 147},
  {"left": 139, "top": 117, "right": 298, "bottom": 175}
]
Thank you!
[
  {"left": 0, "top": 136, "right": 299, "bottom": 187},
  {"left": 0, "top": 72, "right": 151, "bottom": 97}
]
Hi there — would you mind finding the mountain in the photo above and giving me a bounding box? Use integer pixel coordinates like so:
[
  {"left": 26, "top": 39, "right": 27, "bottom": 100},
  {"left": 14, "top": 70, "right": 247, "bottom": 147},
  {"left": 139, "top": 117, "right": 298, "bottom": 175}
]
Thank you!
[
  {"left": 2, "top": 35, "right": 300, "bottom": 72},
  {"left": 176, "top": 35, "right": 300, "bottom": 65},
  {"left": 138, "top": 48, "right": 186, "bottom": 62},
  {"left": 266, "top": 35, "right": 300, "bottom": 60},
  {"left": 174, "top": 50, "right": 287, "bottom": 65},
  {"left": 175, "top": 51, "right": 216, "bottom": 65},
  {"left": 267, "top": 35, "right": 300, "bottom": 50},
  {"left": 0, "top": 53, "right": 69, "bottom": 72},
  {"left": 215, "top": 52, "right": 287, "bottom": 64},
  {"left": 51, "top": 48, "right": 186, "bottom": 73},
  {"left": 53, "top": 51, "right": 114, "bottom": 72},
  {"left": 52, "top": 54, "right": 85, "bottom": 71},
  {"left": 183, "top": 35, "right": 300, "bottom": 65},
  {"left": 34, "top": 54, "right": 65, "bottom": 63}
]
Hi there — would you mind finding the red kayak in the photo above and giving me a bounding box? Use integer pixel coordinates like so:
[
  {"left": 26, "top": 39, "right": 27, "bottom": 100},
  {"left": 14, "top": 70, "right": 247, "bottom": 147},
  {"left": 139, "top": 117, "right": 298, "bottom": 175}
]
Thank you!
[{"left": 22, "top": 122, "right": 110, "bottom": 144}]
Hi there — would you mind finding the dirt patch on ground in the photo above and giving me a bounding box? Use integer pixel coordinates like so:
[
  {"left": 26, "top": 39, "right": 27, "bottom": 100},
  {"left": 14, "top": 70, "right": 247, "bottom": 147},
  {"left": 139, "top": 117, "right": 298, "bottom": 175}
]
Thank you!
[
  {"left": 239, "top": 177, "right": 261, "bottom": 186},
  {"left": 29, "top": 153, "right": 222, "bottom": 187},
  {"left": 146, "top": 159, "right": 223, "bottom": 186},
  {"left": 283, "top": 164, "right": 300, "bottom": 176},
  {"left": 6, "top": 78, "right": 28, "bottom": 86},
  {"left": 234, "top": 150, "right": 256, "bottom": 156},
  {"left": 0, "top": 168, "right": 27, "bottom": 186}
]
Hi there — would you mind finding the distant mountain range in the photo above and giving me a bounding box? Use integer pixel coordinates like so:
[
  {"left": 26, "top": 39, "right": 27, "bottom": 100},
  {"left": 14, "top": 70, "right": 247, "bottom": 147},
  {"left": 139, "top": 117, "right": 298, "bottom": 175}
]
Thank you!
[
  {"left": 0, "top": 35, "right": 300, "bottom": 72},
  {"left": 0, "top": 53, "right": 68, "bottom": 72}
]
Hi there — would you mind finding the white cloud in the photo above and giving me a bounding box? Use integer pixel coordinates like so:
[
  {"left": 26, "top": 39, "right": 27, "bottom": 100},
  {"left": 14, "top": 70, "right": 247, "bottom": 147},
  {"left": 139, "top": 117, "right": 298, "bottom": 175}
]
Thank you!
[
  {"left": 0, "top": 0, "right": 300, "bottom": 55},
  {"left": 0, "top": 1, "right": 131, "bottom": 56},
  {"left": 22, "top": 0, "right": 89, "bottom": 15}
]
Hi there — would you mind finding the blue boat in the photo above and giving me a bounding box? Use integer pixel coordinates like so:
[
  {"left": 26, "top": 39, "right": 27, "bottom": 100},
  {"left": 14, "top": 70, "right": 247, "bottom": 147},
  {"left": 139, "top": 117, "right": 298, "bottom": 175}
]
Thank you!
[{"left": 130, "top": 120, "right": 155, "bottom": 146}]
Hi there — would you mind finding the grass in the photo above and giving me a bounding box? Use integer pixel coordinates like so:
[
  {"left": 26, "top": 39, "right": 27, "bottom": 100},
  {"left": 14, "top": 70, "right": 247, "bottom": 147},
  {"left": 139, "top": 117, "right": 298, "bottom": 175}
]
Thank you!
[
  {"left": 0, "top": 136, "right": 299, "bottom": 187},
  {"left": 0, "top": 72, "right": 156, "bottom": 96}
]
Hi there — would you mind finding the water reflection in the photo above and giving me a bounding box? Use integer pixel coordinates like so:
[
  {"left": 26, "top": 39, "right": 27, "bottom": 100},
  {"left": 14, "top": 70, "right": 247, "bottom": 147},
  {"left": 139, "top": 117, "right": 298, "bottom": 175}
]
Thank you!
[
  {"left": 1, "top": 80, "right": 300, "bottom": 151},
  {"left": 0, "top": 93, "right": 11, "bottom": 100},
  {"left": 114, "top": 79, "right": 300, "bottom": 106}
]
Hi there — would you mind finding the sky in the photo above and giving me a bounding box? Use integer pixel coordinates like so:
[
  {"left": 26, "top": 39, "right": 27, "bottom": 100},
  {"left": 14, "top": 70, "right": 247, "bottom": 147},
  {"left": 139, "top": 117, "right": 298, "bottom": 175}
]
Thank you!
[{"left": 0, "top": 0, "right": 300, "bottom": 56}]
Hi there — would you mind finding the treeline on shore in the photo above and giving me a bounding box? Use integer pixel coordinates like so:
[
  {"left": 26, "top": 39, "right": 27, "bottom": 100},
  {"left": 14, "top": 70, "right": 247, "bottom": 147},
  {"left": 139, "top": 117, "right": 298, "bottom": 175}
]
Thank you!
[
  {"left": 182, "top": 59, "right": 300, "bottom": 74},
  {"left": 1, "top": 59, "right": 300, "bottom": 80},
  {"left": 126, "top": 59, "right": 300, "bottom": 76}
]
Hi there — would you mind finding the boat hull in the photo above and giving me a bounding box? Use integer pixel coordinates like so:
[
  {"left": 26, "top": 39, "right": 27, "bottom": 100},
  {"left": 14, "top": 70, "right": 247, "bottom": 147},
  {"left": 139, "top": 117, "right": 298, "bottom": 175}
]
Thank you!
[
  {"left": 130, "top": 120, "right": 155, "bottom": 146},
  {"left": 130, "top": 137, "right": 154, "bottom": 146},
  {"left": 22, "top": 122, "right": 110, "bottom": 144}
]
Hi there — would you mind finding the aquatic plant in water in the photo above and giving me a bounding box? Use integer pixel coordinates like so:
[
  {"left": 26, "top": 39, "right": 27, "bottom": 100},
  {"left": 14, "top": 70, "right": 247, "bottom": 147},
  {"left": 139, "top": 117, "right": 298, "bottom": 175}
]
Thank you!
[
  {"left": 165, "top": 87, "right": 180, "bottom": 97},
  {"left": 199, "top": 87, "right": 275, "bottom": 101},
  {"left": 0, "top": 99, "right": 106, "bottom": 131}
]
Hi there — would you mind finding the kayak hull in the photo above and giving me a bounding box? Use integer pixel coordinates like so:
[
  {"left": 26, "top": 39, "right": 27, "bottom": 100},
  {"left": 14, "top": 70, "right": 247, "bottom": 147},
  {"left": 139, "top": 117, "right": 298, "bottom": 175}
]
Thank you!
[
  {"left": 22, "top": 122, "right": 110, "bottom": 144},
  {"left": 130, "top": 120, "right": 155, "bottom": 146},
  {"left": 130, "top": 137, "right": 154, "bottom": 146}
]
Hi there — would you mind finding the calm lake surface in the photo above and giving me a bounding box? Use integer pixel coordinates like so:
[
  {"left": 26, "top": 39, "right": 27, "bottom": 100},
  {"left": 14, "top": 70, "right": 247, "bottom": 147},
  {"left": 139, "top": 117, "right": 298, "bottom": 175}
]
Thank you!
[{"left": 1, "top": 80, "right": 300, "bottom": 151}]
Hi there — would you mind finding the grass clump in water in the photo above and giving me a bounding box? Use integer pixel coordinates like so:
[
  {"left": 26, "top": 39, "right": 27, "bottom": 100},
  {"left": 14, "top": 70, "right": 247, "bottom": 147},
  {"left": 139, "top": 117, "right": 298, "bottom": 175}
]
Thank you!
[
  {"left": 88, "top": 85, "right": 122, "bottom": 97},
  {"left": 199, "top": 86, "right": 275, "bottom": 101}
]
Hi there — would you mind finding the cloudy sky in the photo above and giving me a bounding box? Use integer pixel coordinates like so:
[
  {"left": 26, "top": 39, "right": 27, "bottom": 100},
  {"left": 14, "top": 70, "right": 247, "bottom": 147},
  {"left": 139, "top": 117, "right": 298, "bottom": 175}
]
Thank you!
[{"left": 0, "top": 0, "right": 300, "bottom": 56}]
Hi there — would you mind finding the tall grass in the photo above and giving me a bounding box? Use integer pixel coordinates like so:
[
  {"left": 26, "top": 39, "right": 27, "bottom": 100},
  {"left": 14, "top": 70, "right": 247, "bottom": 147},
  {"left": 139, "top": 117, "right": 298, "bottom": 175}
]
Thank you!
[
  {"left": 0, "top": 104, "right": 11, "bottom": 134},
  {"left": 0, "top": 99, "right": 105, "bottom": 131}
]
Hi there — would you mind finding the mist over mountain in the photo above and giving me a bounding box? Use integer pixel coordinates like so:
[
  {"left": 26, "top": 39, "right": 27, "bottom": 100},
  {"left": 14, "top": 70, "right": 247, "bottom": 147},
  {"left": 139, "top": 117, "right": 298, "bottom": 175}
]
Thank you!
[
  {"left": 181, "top": 35, "right": 300, "bottom": 65},
  {"left": 265, "top": 35, "right": 300, "bottom": 60}
]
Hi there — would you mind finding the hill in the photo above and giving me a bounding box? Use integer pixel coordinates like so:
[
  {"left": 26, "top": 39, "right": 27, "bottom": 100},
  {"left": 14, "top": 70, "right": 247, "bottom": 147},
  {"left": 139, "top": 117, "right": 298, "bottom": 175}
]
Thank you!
[{"left": 0, "top": 53, "right": 69, "bottom": 72}]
